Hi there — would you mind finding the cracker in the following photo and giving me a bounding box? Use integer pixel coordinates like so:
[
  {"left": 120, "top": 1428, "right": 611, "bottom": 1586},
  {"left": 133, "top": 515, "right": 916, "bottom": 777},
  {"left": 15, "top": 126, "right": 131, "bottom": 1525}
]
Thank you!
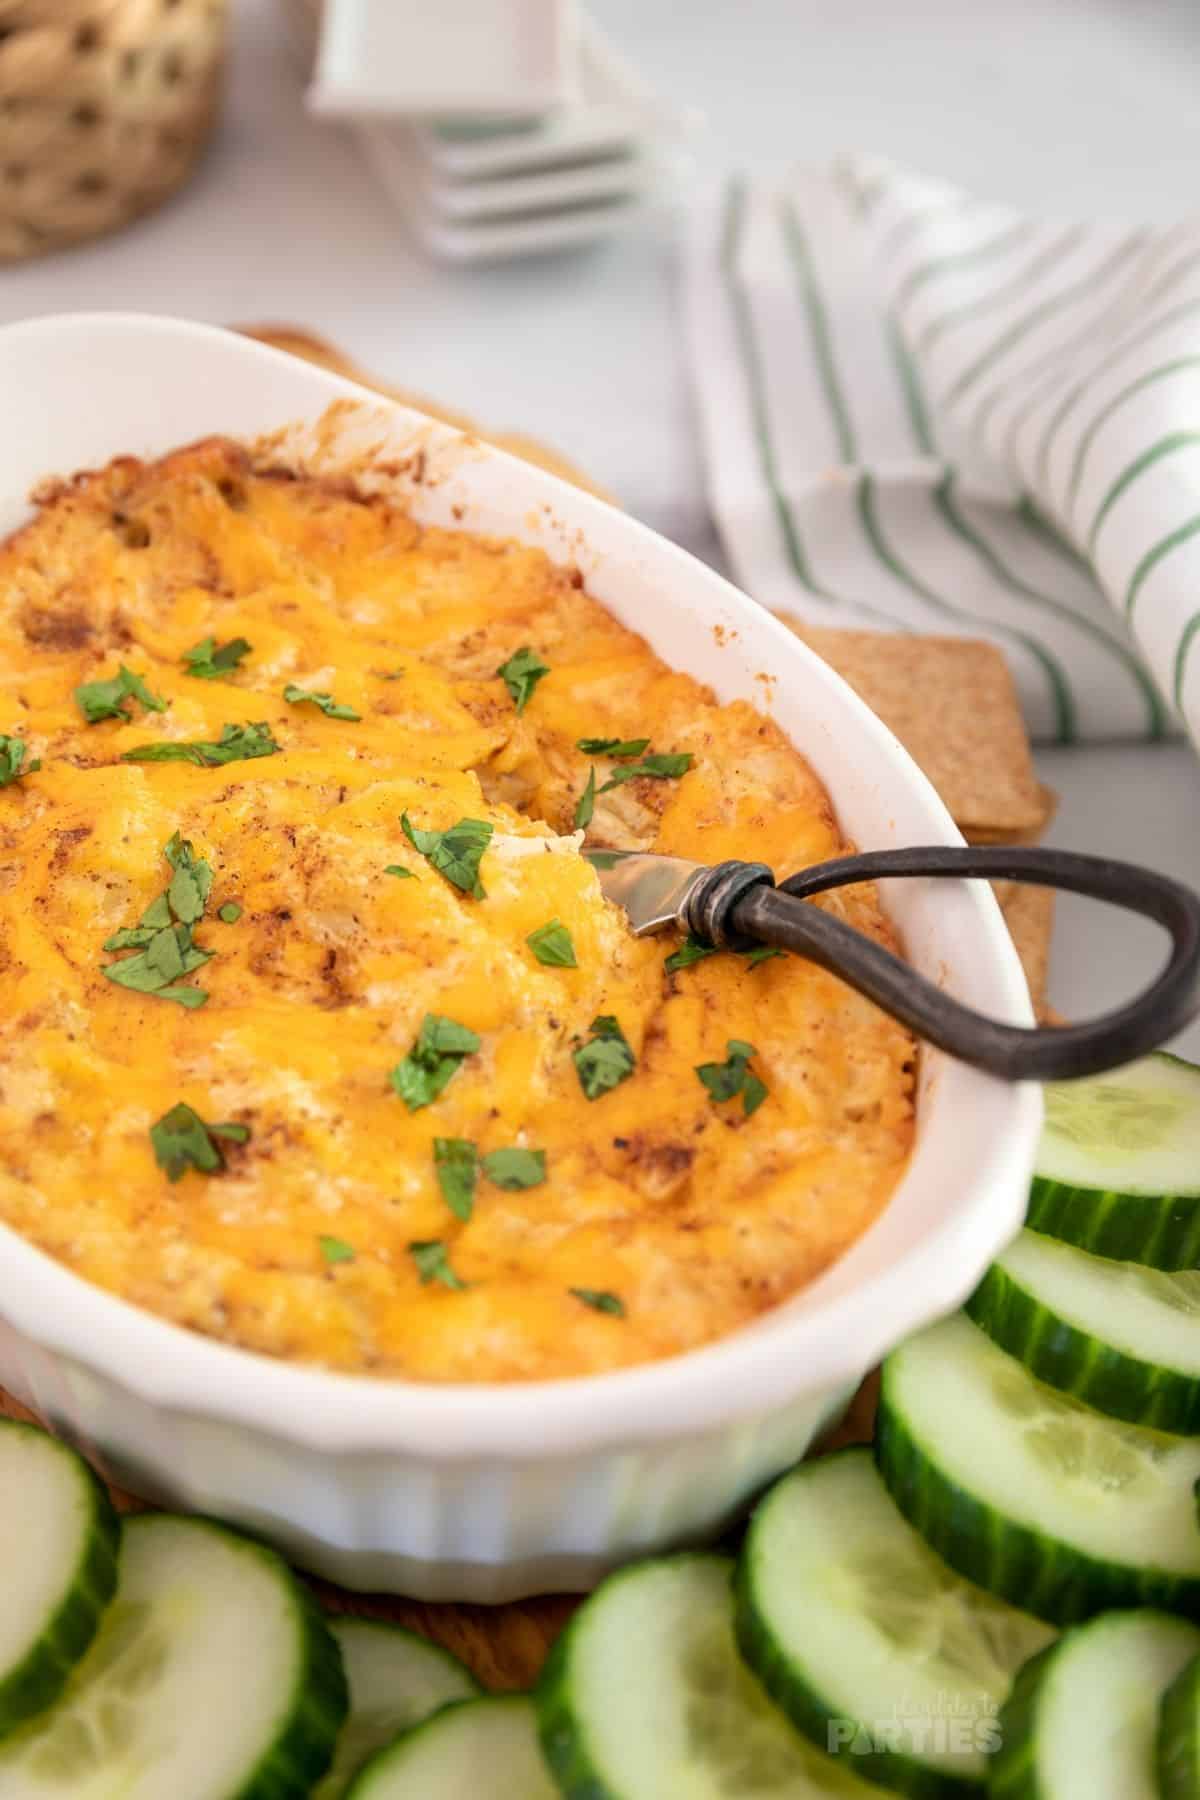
[
  {"left": 237, "top": 324, "right": 615, "bottom": 502},
  {"left": 785, "top": 623, "right": 1045, "bottom": 837},
  {"left": 1001, "top": 882, "right": 1056, "bottom": 1014},
  {"left": 966, "top": 784, "right": 1059, "bottom": 846}
]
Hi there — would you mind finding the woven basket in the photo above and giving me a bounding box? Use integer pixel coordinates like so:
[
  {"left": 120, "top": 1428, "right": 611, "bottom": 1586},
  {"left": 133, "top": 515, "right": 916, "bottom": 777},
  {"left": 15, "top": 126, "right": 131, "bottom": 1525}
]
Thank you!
[{"left": 0, "top": 0, "right": 228, "bottom": 262}]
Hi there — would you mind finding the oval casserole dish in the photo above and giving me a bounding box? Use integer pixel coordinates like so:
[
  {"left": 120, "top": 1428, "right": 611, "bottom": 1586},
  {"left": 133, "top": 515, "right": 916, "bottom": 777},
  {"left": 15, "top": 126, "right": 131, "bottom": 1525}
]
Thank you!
[{"left": 0, "top": 313, "right": 1041, "bottom": 1600}]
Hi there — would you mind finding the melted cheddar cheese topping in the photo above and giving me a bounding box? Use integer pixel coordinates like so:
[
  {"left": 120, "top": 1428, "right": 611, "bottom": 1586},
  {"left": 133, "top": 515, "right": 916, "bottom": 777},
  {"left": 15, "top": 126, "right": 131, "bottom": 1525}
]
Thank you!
[{"left": 0, "top": 439, "right": 914, "bottom": 1381}]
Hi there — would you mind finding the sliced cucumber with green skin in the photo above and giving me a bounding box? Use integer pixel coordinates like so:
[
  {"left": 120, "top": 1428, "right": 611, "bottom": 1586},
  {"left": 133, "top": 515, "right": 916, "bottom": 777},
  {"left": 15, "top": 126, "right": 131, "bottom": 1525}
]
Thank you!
[
  {"left": 990, "top": 1609, "right": 1200, "bottom": 1799},
  {"left": 0, "top": 1514, "right": 347, "bottom": 1798},
  {"left": 1159, "top": 1649, "right": 1200, "bottom": 1800},
  {"left": 736, "top": 1449, "right": 1054, "bottom": 1798},
  {"left": 0, "top": 1423, "right": 120, "bottom": 1739},
  {"left": 966, "top": 1228, "right": 1200, "bottom": 1434},
  {"left": 1028, "top": 1054, "right": 1200, "bottom": 1270},
  {"left": 346, "top": 1696, "right": 556, "bottom": 1798},
  {"left": 876, "top": 1313, "right": 1200, "bottom": 1626},
  {"left": 316, "top": 1620, "right": 479, "bottom": 1799},
  {"left": 538, "top": 1552, "right": 891, "bottom": 1797}
]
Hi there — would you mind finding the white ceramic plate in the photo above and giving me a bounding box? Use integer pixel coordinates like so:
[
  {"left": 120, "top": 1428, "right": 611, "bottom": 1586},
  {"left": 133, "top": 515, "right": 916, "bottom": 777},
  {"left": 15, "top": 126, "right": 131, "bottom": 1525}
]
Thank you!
[
  {"left": 0, "top": 313, "right": 1041, "bottom": 1600},
  {"left": 309, "top": 0, "right": 579, "bottom": 120},
  {"left": 407, "top": 10, "right": 699, "bottom": 179},
  {"left": 371, "top": 132, "right": 678, "bottom": 220},
  {"left": 355, "top": 122, "right": 665, "bottom": 262},
  {"left": 281, "top": 0, "right": 695, "bottom": 262}
]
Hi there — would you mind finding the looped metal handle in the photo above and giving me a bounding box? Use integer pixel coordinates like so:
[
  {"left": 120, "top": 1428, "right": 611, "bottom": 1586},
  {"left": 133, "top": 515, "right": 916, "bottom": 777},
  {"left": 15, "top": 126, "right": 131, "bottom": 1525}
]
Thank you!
[{"left": 691, "top": 846, "right": 1200, "bottom": 1082}]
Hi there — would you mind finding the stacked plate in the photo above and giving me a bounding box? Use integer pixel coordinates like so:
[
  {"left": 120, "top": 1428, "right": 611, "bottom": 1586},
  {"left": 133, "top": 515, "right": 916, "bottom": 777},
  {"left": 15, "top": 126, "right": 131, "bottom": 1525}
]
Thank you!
[{"left": 282, "top": 0, "right": 696, "bottom": 262}]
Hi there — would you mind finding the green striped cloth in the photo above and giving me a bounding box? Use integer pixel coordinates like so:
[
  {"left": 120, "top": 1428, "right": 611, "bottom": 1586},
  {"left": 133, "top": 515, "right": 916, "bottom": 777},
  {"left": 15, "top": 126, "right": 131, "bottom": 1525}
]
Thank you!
[{"left": 684, "top": 158, "right": 1200, "bottom": 743}]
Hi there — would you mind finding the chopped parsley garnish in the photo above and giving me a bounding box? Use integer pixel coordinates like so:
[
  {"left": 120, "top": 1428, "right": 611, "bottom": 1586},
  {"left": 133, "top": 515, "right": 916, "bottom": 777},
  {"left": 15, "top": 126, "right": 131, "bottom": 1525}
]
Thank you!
[
  {"left": 573, "top": 765, "right": 596, "bottom": 830},
  {"left": 598, "top": 751, "right": 693, "bottom": 793},
  {"left": 480, "top": 1147, "right": 546, "bottom": 1190},
  {"left": 102, "top": 833, "right": 215, "bottom": 1007},
  {"left": 218, "top": 902, "right": 242, "bottom": 924},
  {"left": 664, "top": 935, "right": 719, "bottom": 974},
  {"left": 75, "top": 665, "right": 167, "bottom": 725},
  {"left": 526, "top": 919, "right": 577, "bottom": 968},
  {"left": 319, "top": 1235, "right": 356, "bottom": 1265},
  {"left": 574, "top": 750, "right": 691, "bottom": 820},
  {"left": 409, "top": 1239, "right": 467, "bottom": 1290},
  {"left": 165, "top": 838, "right": 212, "bottom": 923},
  {"left": 696, "top": 1039, "right": 768, "bottom": 1116},
  {"left": 121, "top": 721, "right": 280, "bottom": 767},
  {"left": 574, "top": 1014, "right": 636, "bottom": 1101},
  {"left": 664, "top": 936, "right": 786, "bottom": 975},
  {"left": 183, "top": 636, "right": 251, "bottom": 680},
  {"left": 384, "top": 865, "right": 415, "bottom": 880},
  {"left": 283, "top": 683, "right": 361, "bottom": 721},
  {"left": 570, "top": 1287, "right": 626, "bottom": 1317},
  {"left": 742, "top": 944, "right": 784, "bottom": 968},
  {"left": 390, "top": 1013, "right": 481, "bottom": 1111},
  {"left": 434, "top": 1138, "right": 479, "bottom": 1221},
  {"left": 401, "top": 813, "right": 492, "bottom": 899},
  {"left": 496, "top": 646, "right": 550, "bottom": 713},
  {"left": 433, "top": 1139, "right": 546, "bottom": 1219},
  {"left": 575, "top": 736, "right": 651, "bottom": 758},
  {"left": 149, "top": 1102, "right": 248, "bottom": 1182},
  {"left": 0, "top": 735, "right": 40, "bottom": 788}
]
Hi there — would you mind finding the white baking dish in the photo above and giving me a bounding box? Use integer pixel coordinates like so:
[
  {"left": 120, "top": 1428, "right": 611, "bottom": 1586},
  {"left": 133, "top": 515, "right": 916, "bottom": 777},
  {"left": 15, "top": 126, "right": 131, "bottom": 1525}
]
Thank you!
[{"left": 0, "top": 313, "right": 1042, "bottom": 1601}]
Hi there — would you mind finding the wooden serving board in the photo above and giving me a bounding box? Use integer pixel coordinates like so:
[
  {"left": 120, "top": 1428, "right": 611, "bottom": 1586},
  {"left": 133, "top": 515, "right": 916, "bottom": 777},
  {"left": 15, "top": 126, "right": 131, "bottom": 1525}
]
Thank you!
[{"left": 0, "top": 1376, "right": 878, "bottom": 1690}]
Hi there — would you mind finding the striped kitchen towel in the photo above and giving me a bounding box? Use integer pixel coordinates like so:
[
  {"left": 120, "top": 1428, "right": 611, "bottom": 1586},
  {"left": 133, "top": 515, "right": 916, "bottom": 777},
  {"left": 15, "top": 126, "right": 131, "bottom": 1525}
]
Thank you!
[{"left": 684, "top": 156, "right": 1200, "bottom": 744}]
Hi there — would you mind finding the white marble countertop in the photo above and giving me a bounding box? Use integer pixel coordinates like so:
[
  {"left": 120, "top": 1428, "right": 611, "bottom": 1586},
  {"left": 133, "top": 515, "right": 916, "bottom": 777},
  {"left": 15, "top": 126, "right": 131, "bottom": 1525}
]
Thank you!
[{"left": 3, "top": 0, "right": 1198, "bottom": 1050}]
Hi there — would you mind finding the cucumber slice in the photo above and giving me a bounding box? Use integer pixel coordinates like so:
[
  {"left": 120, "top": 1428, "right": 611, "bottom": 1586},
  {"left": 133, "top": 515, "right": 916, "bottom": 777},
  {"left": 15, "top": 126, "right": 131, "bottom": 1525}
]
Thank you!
[
  {"left": 1029, "top": 1054, "right": 1200, "bottom": 1270},
  {"left": 991, "top": 1610, "right": 1200, "bottom": 1799},
  {"left": 537, "top": 1553, "right": 891, "bottom": 1796},
  {"left": 1159, "top": 1649, "right": 1200, "bottom": 1800},
  {"left": 0, "top": 1423, "right": 120, "bottom": 1739},
  {"left": 876, "top": 1313, "right": 1200, "bottom": 1625},
  {"left": 736, "top": 1449, "right": 1054, "bottom": 1797},
  {"left": 0, "top": 1514, "right": 347, "bottom": 1798},
  {"left": 346, "top": 1696, "right": 556, "bottom": 1798},
  {"left": 966, "top": 1228, "right": 1200, "bottom": 1433},
  {"left": 316, "top": 1620, "right": 479, "bottom": 1798}
]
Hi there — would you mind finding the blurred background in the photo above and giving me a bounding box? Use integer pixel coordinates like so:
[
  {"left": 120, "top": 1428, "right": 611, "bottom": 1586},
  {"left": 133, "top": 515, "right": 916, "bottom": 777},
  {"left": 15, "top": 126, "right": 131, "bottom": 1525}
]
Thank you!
[
  {"left": 3, "top": 0, "right": 1200, "bottom": 1042},
  {"left": 3, "top": 0, "right": 1199, "bottom": 540}
]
